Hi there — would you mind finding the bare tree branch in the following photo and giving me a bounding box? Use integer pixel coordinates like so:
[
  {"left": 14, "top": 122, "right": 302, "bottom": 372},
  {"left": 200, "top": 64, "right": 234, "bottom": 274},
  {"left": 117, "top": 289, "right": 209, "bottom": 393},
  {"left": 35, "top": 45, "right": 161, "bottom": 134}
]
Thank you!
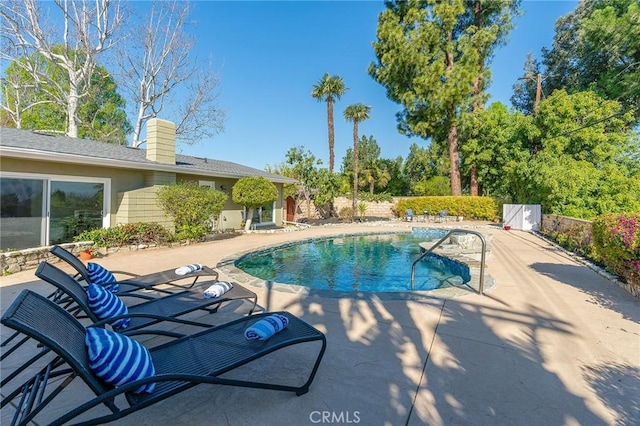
[
  {"left": 0, "top": 0, "right": 122, "bottom": 136},
  {"left": 115, "top": 0, "right": 225, "bottom": 147}
]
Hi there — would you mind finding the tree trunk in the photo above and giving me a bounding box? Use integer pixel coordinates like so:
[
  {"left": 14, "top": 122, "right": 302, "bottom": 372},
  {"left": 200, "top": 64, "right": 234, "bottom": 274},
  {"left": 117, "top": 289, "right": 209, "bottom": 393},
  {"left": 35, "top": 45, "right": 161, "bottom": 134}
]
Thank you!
[
  {"left": 469, "top": 0, "right": 485, "bottom": 197},
  {"left": 132, "top": 101, "right": 146, "bottom": 147},
  {"left": 446, "top": 31, "right": 461, "bottom": 196},
  {"left": 327, "top": 98, "right": 335, "bottom": 173},
  {"left": 352, "top": 121, "right": 359, "bottom": 217},
  {"left": 370, "top": 181, "right": 374, "bottom": 195},
  {"left": 470, "top": 165, "right": 478, "bottom": 196},
  {"left": 67, "top": 81, "right": 79, "bottom": 138},
  {"left": 244, "top": 207, "right": 255, "bottom": 232},
  {"left": 448, "top": 124, "right": 462, "bottom": 196}
]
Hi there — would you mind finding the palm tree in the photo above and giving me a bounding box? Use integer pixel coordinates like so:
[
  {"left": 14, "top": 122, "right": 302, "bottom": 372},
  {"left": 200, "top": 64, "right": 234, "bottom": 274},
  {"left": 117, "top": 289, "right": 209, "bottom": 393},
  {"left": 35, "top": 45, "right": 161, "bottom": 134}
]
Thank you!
[
  {"left": 360, "top": 163, "right": 391, "bottom": 195},
  {"left": 343, "top": 103, "right": 371, "bottom": 217},
  {"left": 311, "top": 73, "right": 348, "bottom": 173}
]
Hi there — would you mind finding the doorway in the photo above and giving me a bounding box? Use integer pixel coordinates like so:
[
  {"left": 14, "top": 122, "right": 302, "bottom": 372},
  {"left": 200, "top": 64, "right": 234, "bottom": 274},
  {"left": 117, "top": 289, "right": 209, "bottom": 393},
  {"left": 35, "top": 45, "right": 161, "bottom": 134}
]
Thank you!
[{"left": 286, "top": 196, "right": 295, "bottom": 222}]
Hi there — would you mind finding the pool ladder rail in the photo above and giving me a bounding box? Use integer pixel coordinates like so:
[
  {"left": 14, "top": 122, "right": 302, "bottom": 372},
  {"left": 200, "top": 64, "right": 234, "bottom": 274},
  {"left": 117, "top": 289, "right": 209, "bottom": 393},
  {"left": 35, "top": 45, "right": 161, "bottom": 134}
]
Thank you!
[{"left": 410, "top": 229, "right": 487, "bottom": 295}]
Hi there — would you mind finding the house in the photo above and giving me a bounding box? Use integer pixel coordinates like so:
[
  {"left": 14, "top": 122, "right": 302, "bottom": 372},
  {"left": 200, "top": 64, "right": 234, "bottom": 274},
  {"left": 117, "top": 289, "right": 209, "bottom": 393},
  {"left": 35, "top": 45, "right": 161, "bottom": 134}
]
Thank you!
[{"left": 0, "top": 119, "right": 296, "bottom": 251}]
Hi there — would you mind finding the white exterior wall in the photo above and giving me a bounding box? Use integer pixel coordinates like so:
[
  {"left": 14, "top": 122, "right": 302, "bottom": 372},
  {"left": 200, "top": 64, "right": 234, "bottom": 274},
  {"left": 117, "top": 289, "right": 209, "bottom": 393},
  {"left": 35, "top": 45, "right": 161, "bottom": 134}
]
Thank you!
[{"left": 503, "top": 204, "right": 542, "bottom": 231}]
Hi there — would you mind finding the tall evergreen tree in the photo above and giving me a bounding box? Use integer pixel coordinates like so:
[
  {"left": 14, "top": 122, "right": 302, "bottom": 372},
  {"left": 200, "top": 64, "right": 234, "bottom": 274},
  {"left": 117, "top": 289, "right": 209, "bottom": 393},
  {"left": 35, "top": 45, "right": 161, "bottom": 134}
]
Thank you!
[
  {"left": 511, "top": 52, "right": 542, "bottom": 115},
  {"left": 458, "top": 0, "right": 521, "bottom": 195},
  {"left": 370, "top": 0, "right": 518, "bottom": 195}
]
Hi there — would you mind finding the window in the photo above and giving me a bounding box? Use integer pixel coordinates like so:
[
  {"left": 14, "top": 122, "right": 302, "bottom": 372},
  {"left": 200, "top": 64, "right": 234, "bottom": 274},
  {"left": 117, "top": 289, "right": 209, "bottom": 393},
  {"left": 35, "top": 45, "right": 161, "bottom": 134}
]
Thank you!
[
  {"left": 246, "top": 202, "right": 275, "bottom": 225},
  {"left": 0, "top": 173, "right": 110, "bottom": 250}
]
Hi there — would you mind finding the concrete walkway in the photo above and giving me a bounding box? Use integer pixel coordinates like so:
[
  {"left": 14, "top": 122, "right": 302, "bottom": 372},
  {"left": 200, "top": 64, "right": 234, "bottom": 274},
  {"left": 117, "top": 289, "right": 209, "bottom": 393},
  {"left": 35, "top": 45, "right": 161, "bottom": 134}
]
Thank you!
[{"left": 1, "top": 222, "right": 638, "bottom": 425}]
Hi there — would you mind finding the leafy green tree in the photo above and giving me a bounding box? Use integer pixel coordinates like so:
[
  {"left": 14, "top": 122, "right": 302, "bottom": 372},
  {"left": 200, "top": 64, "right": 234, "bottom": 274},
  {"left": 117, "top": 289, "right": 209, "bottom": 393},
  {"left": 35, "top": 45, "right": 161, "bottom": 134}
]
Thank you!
[
  {"left": 264, "top": 162, "right": 296, "bottom": 199},
  {"left": 157, "top": 182, "right": 227, "bottom": 240},
  {"left": 312, "top": 168, "right": 341, "bottom": 217},
  {"left": 232, "top": 176, "right": 278, "bottom": 232},
  {"left": 283, "top": 146, "right": 323, "bottom": 218},
  {"left": 413, "top": 176, "right": 451, "bottom": 196},
  {"left": 344, "top": 103, "right": 371, "bottom": 215},
  {"left": 460, "top": 102, "right": 532, "bottom": 197},
  {"left": 509, "top": 90, "right": 640, "bottom": 218},
  {"left": 0, "top": 57, "right": 51, "bottom": 129},
  {"left": 1, "top": 53, "right": 131, "bottom": 143},
  {"left": 542, "top": 0, "right": 640, "bottom": 123},
  {"left": 379, "top": 156, "right": 408, "bottom": 195},
  {"left": 403, "top": 143, "right": 448, "bottom": 195},
  {"left": 359, "top": 135, "right": 391, "bottom": 195},
  {"left": 342, "top": 135, "right": 391, "bottom": 195},
  {"left": 311, "top": 73, "right": 348, "bottom": 172}
]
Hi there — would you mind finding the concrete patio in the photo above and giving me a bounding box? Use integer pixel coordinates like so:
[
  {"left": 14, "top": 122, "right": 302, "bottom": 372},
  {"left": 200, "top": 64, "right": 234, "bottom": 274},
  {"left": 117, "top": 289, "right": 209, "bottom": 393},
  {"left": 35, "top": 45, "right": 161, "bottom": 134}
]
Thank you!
[{"left": 1, "top": 221, "right": 638, "bottom": 425}]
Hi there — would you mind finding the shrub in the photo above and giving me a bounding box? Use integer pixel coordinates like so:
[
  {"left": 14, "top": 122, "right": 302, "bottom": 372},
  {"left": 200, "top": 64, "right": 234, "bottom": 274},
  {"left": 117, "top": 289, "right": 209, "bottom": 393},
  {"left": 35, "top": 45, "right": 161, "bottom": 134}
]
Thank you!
[
  {"left": 413, "top": 176, "right": 450, "bottom": 196},
  {"left": 357, "top": 202, "right": 367, "bottom": 220},
  {"left": 544, "top": 223, "right": 593, "bottom": 258},
  {"left": 75, "top": 222, "right": 172, "bottom": 247},
  {"left": 592, "top": 212, "right": 640, "bottom": 287},
  {"left": 338, "top": 206, "right": 354, "bottom": 222},
  {"left": 157, "top": 182, "right": 227, "bottom": 240},
  {"left": 396, "top": 196, "right": 498, "bottom": 220},
  {"left": 232, "top": 176, "right": 278, "bottom": 231}
]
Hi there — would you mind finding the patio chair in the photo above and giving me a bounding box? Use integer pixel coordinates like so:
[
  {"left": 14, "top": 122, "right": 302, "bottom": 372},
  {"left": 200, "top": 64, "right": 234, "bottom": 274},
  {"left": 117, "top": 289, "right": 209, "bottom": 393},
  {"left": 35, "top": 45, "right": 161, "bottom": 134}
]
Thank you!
[
  {"left": 34, "top": 261, "right": 258, "bottom": 333},
  {"left": 1, "top": 290, "right": 326, "bottom": 426},
  {"left": 50, "top": 245, "right": 218, "bottom": 296},
  {"left": 405, "top": 209, "right": 414, "bottom": 222}
]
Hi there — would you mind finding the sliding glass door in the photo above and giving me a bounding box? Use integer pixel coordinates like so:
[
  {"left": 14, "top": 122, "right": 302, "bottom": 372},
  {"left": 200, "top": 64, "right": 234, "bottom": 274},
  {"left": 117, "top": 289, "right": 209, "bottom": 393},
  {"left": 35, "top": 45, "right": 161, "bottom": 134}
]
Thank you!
[
  {"left": 0, "top": 178, "right": 46, "bottom": 250},
  {"left": 0, "top": 173, "right": 109, "bottom": 250},
  {"left": 247, "top": 202, "right": 275, "bottom": 225},
  {"left": 49, "top": 181, "right": 105, "bottom": 245}
]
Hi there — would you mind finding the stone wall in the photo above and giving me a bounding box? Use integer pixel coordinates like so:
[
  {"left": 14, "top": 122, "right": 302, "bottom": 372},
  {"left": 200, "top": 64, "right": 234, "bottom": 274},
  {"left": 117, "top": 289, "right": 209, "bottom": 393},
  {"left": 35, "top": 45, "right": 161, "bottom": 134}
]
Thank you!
[
  {"left": 295, "top": 196, "right": 400, "bottom": 220},
  {"left": 1, "top": 242, "right": 95, "bottom": 274},
  {"left": 333, "top": 197, "right": 398, "bottom": 218},
  {"left": 541, "top": 214, "right": 593, "bottom": 246},
  {"left": 1, "top": 241, "right": 181, "bottom": 274}
]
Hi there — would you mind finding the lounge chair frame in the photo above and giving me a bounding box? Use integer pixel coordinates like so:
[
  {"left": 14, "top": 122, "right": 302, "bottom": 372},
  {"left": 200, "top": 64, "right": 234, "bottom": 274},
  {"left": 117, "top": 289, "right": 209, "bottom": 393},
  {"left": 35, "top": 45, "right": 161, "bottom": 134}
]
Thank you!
[
  {"left": 50, "top": 245, "right": 218, "bottom": 295},
  {"left": 35, "top": 261, "right": 258, "bottom": 333},
  {"left": 2, "top": 290, "right": 326, "bottom": 426}
]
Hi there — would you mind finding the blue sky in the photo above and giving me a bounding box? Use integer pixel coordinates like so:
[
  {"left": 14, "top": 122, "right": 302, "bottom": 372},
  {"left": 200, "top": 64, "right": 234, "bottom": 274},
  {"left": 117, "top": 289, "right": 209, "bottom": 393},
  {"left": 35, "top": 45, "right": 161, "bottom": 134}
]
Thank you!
[{"left": 178, "top": 0, "right": 579, "bottom": 170}]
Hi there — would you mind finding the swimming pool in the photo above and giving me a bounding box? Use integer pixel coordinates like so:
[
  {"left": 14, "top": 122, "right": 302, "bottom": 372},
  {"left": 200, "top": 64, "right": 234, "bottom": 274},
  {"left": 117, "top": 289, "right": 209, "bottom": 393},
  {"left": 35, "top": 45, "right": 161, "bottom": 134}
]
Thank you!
[{"left": 235, "top": 230, "right": 471, "bottom": 293}]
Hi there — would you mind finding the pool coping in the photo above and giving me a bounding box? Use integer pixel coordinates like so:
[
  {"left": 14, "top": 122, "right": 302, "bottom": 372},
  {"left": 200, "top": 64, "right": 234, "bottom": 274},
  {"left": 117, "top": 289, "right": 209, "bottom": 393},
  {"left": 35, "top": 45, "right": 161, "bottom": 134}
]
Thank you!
[{"left": 216, "top": 229, "right": 495, "bottom": 300}]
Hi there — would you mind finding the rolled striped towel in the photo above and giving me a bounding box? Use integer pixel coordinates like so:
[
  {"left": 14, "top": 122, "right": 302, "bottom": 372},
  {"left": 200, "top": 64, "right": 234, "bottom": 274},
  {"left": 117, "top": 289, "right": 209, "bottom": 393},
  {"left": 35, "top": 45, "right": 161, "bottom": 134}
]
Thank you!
[
  {"left": 174, "top": 263, "right": 203, "bottom": 276},
  {"left": 203, "top": 281, "right": 233, "bottom": 298},
  {"left": 244, "top": 314, "right": 289, "bottom": 340}
]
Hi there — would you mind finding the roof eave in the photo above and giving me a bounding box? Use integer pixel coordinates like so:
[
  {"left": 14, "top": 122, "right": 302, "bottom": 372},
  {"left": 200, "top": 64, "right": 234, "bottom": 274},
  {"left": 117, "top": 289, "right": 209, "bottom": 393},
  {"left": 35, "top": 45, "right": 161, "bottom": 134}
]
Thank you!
[{"left": 0, "top": 147, "right": 297, "bottom": 184}]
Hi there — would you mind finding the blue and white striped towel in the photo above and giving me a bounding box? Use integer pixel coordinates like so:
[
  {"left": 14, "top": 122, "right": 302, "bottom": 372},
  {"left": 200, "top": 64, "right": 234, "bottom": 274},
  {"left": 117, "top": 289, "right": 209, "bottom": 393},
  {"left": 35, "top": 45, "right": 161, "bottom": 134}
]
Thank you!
[
  {"left": 203, "top": 281, "right": 233, "bottom": 298},
  {"left": 174, "top": 263, "right": 203, "bottom": 276},
  {"left": 244, "top": 314, "right": 289, "bottom": 340}
]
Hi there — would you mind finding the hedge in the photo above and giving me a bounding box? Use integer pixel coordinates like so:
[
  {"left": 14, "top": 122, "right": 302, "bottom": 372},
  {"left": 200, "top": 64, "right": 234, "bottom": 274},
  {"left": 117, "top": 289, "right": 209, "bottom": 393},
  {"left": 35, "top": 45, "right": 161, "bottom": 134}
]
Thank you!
[{"left": 396, "top": 196, "right": 498, "bottom": 220}]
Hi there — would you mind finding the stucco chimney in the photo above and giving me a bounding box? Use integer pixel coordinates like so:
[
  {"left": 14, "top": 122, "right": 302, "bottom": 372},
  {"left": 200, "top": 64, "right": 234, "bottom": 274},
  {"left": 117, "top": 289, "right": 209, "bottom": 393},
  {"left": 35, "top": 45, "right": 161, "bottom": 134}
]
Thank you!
[{"left": 146, "top": 118, "right": 176, "bottom": 164}]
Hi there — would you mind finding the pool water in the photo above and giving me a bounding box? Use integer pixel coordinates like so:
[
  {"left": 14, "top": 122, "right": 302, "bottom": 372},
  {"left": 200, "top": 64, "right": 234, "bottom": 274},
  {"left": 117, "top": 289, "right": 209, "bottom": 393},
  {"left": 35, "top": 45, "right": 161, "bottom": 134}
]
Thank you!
[{"left": 235, "top": 231, "right": 466, "bottom": 293}]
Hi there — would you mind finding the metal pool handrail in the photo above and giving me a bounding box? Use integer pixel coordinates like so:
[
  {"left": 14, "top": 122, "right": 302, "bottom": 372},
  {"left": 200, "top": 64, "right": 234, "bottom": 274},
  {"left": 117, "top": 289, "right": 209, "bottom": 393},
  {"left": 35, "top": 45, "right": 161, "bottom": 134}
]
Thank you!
[{"left": 411, "top": 229, "right": 487, "bottom": 295}]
